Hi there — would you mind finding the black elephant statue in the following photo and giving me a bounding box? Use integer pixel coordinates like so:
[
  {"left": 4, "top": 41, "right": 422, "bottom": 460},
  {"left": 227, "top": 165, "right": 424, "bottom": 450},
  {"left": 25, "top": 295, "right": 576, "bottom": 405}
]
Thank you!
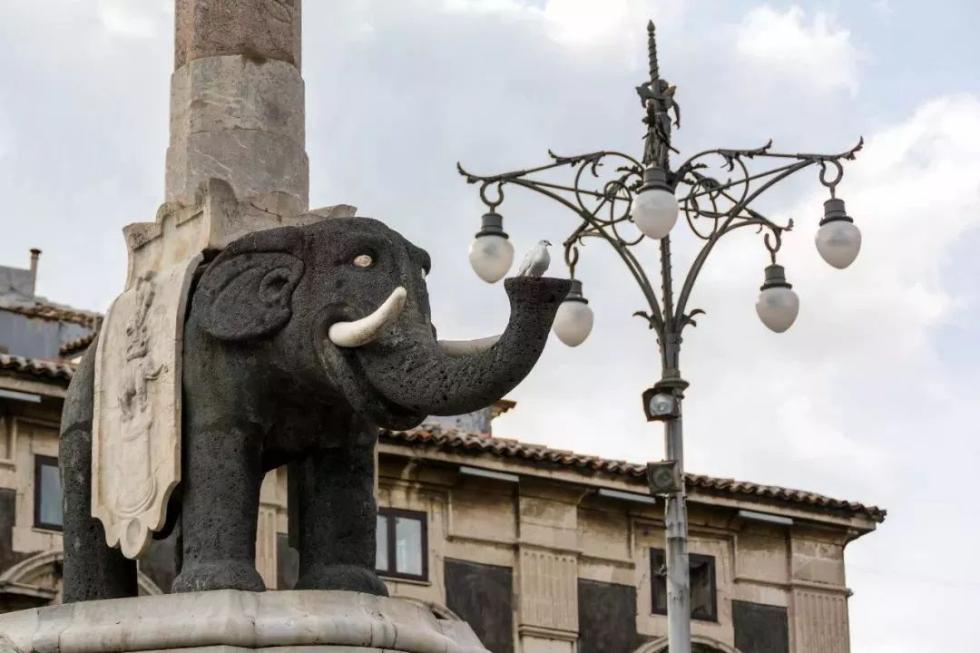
[{"left": 59, "top": 217, "right": 569, "bottom": 601}]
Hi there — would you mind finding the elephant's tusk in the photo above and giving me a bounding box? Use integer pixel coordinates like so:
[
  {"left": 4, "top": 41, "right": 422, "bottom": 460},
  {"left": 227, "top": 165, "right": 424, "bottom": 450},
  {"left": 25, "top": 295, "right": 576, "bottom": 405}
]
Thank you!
[
  {"left": 329, "top": 287, "right": 407, "bottom": 348},
  {"left": 438, "top": 335, "right": 501, "bottom": 356}
]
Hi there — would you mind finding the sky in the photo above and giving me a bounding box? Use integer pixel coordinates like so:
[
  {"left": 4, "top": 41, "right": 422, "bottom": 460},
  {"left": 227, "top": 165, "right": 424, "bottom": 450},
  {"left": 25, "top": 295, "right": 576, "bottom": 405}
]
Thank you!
[{"left": 1, "top": 1, "right": 978, "bottom": 650}]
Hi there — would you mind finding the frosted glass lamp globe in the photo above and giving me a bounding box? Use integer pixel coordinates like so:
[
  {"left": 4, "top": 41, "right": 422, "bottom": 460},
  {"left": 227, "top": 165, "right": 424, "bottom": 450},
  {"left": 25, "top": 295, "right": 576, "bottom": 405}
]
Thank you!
[
  {"left": 815, "top": 199, "right": 861, "bottom": 269},
  {"left": 632, "top": 166, "right": 679, "bottom": 240},
  {"left": 633, "top": 186, "right": 679, "bottom": 240},
  {"left": 755, "top": 264, "right": 800, "bottom": 333},
  {"left": 553, "top": 280, "right": 594, "bottom": 347},
  {"left": 469, "top": 235, "right": 514, "bottom": 283},
  {"left": 468, "top": 213, "right": 514, "bottom": 284}
]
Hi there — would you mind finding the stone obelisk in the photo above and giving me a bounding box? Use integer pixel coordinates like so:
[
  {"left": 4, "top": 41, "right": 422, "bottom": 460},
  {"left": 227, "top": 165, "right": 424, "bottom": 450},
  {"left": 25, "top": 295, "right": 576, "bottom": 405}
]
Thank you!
[
  {"left": 0, "top": 2, "right": 492, "bottom": 650},
  {"left": 166, "top": 0, "right": 308, "bottom": 214},
  {"left": 91, "top": 0, "right": 355, "bottom": 560}
]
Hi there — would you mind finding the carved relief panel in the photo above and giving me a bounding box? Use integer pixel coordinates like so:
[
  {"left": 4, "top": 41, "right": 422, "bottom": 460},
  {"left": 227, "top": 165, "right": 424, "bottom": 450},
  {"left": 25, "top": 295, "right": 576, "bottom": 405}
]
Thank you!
[
  {"left": 93, "top": 259, "right": 199, "bottom": 559},
  {"left": 518, "top": 546, "right": 578, "bottom": 635},
  {"left": 792, "top": 589, "right": 850, "bottom": 653}
]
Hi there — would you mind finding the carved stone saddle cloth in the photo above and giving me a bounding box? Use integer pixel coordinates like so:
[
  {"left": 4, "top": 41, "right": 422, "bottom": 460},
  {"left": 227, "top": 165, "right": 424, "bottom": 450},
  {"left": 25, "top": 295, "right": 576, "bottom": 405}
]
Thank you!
[{"left": 91, "top": 179, "right": 351, "bottom": 558}]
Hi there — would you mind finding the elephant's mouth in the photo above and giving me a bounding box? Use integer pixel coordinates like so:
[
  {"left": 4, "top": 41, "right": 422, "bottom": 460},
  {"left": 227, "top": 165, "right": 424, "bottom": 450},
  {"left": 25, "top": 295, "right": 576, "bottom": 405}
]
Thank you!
[
  {"left": 314, "top": 301, "right": 427, "bottom": 431},
  {"left": 314, "top": 280, "right": 561, "bottom": 425}
]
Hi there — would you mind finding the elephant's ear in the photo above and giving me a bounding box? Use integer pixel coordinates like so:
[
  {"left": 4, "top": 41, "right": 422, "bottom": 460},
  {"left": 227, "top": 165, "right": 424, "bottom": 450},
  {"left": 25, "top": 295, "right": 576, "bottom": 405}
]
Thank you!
[{"left": 196, "top": 252, "right": 304, "bottom": 341}]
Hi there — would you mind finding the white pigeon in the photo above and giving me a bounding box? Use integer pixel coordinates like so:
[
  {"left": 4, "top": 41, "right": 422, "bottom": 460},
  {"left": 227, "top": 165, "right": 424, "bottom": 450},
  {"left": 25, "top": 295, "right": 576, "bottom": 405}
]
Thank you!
[{"left": 517, "top": 240, "right": 552, "bottom": 277}]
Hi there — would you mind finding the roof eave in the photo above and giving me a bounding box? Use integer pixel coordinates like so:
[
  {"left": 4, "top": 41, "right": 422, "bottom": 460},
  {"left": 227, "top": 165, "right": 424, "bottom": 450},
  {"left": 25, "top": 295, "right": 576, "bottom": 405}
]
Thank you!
[{"left": 378, "top": 429, "right": 886, "bottom": 527}]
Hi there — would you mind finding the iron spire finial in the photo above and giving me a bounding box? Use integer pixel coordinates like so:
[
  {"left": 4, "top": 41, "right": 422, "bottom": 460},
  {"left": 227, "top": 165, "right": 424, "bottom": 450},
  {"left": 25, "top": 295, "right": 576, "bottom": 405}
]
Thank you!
[
  {"left": 647, "top": 20, "right": 660, "bottom": 82},
  {"left": 638, "top": 20, "right": 678, "bottom": 168}
]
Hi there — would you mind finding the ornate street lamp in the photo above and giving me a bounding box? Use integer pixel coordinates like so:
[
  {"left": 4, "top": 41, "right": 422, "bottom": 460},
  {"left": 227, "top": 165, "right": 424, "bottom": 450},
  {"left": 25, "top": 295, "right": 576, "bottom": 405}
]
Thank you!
[
  {"left": 469, "top": 211, "right": 515, "bottom": 283},
  {"left": 458, "top": 21, "right": 862, "bottom": 653},
  {"left": 552, "top": 279, "right": 594, "bottom": 347}
]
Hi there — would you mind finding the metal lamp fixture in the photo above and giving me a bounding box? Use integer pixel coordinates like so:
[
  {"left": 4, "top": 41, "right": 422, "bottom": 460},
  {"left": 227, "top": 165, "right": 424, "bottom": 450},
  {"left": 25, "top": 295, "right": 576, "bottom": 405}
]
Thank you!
[
  {"left": 457, "top": 20, "right": 864, "bottom": 653},
  {"left": 552, "top": 279, "right": 594, "bottom": 347},
  {"left": 816, "top": 198, "right": 862, "bottom": 269},
  {"left": 642, "top": 378, "right": 686, "bottom": 422},
  {"left": 756, "top": 264, "right": 800, "bottom": 333},
  {"left": 633, "top": 166, "right": 679, "bottom": 239},
  {"left": 468, "top": 212, "right": 514, "bottom": 283},
  {"left": 647, "top": 460, "right": 682, "bottom": 495}
]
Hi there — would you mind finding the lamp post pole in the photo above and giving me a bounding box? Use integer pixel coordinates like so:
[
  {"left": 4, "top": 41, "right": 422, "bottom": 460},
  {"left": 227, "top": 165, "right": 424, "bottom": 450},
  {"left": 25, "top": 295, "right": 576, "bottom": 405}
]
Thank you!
[
  {"left": 459, "top": 21, "right": 863, "bottom": 653},
  {"left": 662, "top": 350, "right": 690, "bottom": 651},
  {"left": 643, "top": 24, "right": 691, "bottom": 647}
]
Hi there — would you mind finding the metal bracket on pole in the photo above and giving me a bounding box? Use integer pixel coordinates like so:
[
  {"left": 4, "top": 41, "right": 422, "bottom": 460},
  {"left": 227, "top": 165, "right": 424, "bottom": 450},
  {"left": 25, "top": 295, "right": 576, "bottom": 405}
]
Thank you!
[
  {"left": 647, "top": 460, "right": 683, "bottom": 495},
  {"left": 642, "top": 377, "right": 687, "bottom": 422}
]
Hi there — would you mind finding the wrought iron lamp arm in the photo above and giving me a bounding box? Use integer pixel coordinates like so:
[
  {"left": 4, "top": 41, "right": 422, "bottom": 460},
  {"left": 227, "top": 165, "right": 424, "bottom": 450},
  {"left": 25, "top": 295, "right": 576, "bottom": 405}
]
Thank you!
[
  {"left": 457, "top": 149, "right": 642, "bottom": 188},
  {"left": 673, "top": 217, "right": 789, "bottom": 327},
  {"left": 672, "top": 138, "right": 862, "bottom": 194},
  {"left": 457, "top": 137, "right": 859, "bottom": 340},
  {"left": 671, "top": 144, "right": 860, "bottom": 321},
  {"left": 491, "top": 173, "right": 666, "bottom": 331}
]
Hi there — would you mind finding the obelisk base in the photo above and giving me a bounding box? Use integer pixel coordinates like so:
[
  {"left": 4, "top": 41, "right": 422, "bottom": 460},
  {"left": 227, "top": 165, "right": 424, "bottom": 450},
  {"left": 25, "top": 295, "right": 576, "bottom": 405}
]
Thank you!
[{"left": 0, "top": 590, "right": 489, "bottom": 653}]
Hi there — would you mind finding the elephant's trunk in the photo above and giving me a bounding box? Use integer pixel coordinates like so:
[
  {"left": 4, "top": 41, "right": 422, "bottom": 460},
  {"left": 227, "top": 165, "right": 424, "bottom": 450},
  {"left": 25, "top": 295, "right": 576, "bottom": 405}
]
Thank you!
[{"left": 356, "top": 277, "right": 570, "bottom": 417}]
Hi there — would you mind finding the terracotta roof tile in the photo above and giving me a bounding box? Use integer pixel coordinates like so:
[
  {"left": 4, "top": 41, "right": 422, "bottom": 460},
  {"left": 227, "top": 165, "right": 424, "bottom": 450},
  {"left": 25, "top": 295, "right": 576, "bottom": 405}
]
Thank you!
[
  {"left": 0, "top": 356, "right": 886, "bottom": 524},
  {"left": 0, "top": 301, "right": 102, "bottom": 328},
  {"left": 380, "top": 427, "right": 887, "bottom": 523},
  {"left": 0, "top": 354, "right": 75, "bottom": 382},
  {"left": 59, "top": 332, "right": 98, "bottom": 357}
]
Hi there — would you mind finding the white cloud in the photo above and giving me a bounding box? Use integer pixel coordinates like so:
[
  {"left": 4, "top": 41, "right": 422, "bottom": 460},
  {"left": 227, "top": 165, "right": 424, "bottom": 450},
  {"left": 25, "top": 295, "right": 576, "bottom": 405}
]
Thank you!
[
  {"left": 686, "top": 93, "right": 980, "bottom": 448},
  {"left": 0, "top": 111, "right": 8, "bottom": 158},
  {"left": 735, "top": 6, "right": 861, "bottom": 96},
  {"left": 97, "top": 0, "right": 171, "bottom": 39},
  {"left": 673, "top": 94, "right": 980, "bottom": 650},
  {"left": 542, "top": 0, "right": 633, "bottom": 47},
  {"left": 443, "top": 0, "right": 538, "bottom": 16},
  {"left": 443, "top": 0, "right": 685, "bottom": 55}
]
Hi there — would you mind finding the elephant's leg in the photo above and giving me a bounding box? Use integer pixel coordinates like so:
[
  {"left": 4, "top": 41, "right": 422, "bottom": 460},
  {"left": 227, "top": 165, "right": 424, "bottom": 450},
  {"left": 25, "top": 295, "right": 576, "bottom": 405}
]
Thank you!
[
  {"left": 60, "top": 345, "right": 138, "bottom": 602},
  {"left": 171, "top": 425, "right": 265, "bottom": 593},
  {"left": 292, "top": 430, "right": 387, "bottom": 595}
]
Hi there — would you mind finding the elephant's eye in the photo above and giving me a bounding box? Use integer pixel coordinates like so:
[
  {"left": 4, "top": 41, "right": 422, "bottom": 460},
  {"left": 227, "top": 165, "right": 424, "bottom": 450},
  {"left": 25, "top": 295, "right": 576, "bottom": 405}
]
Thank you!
[{"left": 353, "top": 254, "right": 374, "bottom": 268}]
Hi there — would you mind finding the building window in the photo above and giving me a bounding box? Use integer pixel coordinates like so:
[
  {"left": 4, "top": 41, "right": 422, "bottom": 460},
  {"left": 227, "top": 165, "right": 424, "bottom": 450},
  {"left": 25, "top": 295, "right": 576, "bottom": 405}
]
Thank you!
[
  {"left": 650, "top": 548, "right": 717, "bottom": 621},
  {"left": 34, "top": 455, "right": 63, "bottom": 530},
  {"left": 376, "top": 508, "right": 427, "bottom": 581},
  {"left": 0, "top": 416, "right": 11, "bottom": 460},
  {"left": 733, "top": 600, "right": 789, "bottom": 653},
  {"left": 578, "top": 579, "right": 641, "bottom": 653},
  {"left": 446, "top": 559, "right": 515, "bottom": 653}
]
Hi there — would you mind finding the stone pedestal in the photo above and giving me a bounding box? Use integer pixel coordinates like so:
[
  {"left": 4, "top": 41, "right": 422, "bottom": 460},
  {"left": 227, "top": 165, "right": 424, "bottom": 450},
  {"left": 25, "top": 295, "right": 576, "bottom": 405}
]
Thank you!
[{"left": 0, "top": 591, "right": 490, "bottom": 653}]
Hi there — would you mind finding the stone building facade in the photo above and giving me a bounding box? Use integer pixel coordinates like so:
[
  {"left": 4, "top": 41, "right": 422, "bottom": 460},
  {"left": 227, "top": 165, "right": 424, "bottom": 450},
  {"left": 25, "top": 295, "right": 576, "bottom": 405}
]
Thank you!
[{"left": 0, "top": 251, "right": 884, "bottom": 653}]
